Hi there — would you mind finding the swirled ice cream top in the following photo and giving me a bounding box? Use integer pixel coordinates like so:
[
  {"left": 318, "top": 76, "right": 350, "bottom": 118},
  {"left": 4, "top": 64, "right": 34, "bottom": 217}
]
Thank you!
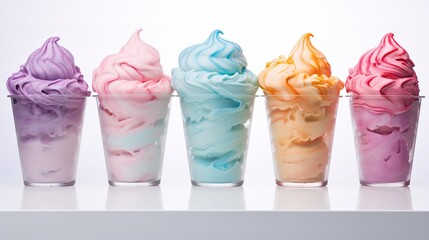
[
  {"left": 346, "top": 33, "right": 419, "bottom": 96},
  {"left": 7, "top": 37, "right": 89, "bottom": 99},
  {"left": 93, "top": 29, "right": 172, "bottom": 95},
  {"left": 345, "top": 33, "right": 419, "bottom": 113},
  {"left": 171, "top": 30, "right": 258, "bottom": 96},
  {"left": 258, "top": 33, "right": 344, "bottom": 97}
]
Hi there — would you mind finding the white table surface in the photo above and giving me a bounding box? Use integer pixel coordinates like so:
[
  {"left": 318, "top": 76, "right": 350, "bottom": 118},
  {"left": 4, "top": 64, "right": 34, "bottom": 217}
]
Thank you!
[{"left": 0, "top": 176, "right": 427, "bottom": 211}]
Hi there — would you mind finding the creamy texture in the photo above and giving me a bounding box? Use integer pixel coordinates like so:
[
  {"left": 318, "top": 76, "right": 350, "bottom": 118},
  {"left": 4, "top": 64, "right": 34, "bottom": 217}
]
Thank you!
[
  {"left": 172, "top": 30, "right": 258, "bottom": 184},
  {"left": 7, "top": 37, "right": 88, "bottom": 99},
  {"left": 351, "top": 104, "right": 420, "bottom": 184},
  {"left": 346, "top": 33, "right": 419, "bottom": 114},
  {"left": 6, "top": 37, "right": 88, "bottom": 184},
  {"left": 93, "top": 29, "right": 172, "bottom": 183},
  {"left": 259, "top": 33, "right": 343, "bottom": 184},
  {"left": 346, "top": 33, "right": 420, "bottom": 184},
  {"left": 93, "top": 29, "right": 172, "bottom": 96},
  {"left": 259, "top": 33, "right": 343, "bottom": 98}
]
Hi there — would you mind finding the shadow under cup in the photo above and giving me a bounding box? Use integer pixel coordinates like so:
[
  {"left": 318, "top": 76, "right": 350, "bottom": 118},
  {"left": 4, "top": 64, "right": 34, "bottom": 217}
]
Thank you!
[
  {"left": 264, "top": 95, "right": 340, "bottom": 187},
  {"left": 9, "top": 95, "right": 88, "bottom": 187},
  {"left": 348, "top": 95, "right": 422, "bottom": 187},
  {"left": 179, "top": 94, "right": 255, "bottom": 187},
  {"left": 95, "top": 94, "right": 172, "bottom": 186}
]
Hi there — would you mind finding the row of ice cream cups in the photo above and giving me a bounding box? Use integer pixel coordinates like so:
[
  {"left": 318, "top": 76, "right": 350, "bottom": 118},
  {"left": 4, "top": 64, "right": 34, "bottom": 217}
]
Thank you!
[{"left": 6, "top": 29, "right": 422, "bottom": 187}]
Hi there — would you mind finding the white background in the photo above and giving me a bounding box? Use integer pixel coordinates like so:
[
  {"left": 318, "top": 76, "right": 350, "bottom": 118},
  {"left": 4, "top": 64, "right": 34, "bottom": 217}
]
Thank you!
[{"left": 0, "top": 0, "right": 428, "bottom": 188}]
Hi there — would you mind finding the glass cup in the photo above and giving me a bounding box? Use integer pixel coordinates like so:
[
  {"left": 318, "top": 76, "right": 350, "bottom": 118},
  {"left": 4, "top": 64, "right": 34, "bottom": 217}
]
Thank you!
[
  {"left": 95, "top": 94, "right": 172, "bottom": 186},
  {"left": 264, "top": 95, "right": 340, "bottom": 187},
  {"left": 179, "top": 94, "right": 255, "bottom": 187},
  {"left": 9, "top": 95, "right": 88, "bottom": 187},
  {"left": 348, "top": 95, "right": 422, "bottom": 187}
]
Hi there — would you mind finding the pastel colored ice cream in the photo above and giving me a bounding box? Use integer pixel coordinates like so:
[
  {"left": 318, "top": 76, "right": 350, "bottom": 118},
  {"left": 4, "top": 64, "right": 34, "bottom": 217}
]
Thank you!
[
  {"left": 7, "top": 37, "right": 89, "bottom": 185},
  {"left": 346, "top": 33, "right": 420, "bottom": 185},
  {"left": 259, "top": 33, "right": 344, "bottom": 185},
  {"left": 93, "top": 29, "right": 173, "bottom": 185},
  {"left": 172, "top": 30, "right": 258, "bottom": 185}
]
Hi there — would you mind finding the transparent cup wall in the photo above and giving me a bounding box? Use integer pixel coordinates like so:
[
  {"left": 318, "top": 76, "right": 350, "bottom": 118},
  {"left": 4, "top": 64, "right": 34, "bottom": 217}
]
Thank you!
[
  {"left": 96, "top": 94, "right": 172, "bottom": 186},
  {"left": 265, "top": 95, "right": 340, "bottom": 187},
  {"left": 348, "top": 95, "right": 422, "bottom": 187},
  {"left": 10, "top": 95, "right": 87, "bottom": 187},
  {"left": 179, "top": 94, "right": 255, "bottom": 187}
]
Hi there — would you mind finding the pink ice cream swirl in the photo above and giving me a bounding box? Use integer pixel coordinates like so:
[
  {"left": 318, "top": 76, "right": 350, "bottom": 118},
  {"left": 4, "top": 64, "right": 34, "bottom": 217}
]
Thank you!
[
  {"left": 93, "top": 28, "right": 172, "bottom": 96},
  {"left": 93, "top": 29, "right": 172, "bottom": 183},
  {"left": 93, "top": 29, "right": 173, "bottom": 134},
  {"left": 346, "top": 33, "right": 419, "bottom": 114}
]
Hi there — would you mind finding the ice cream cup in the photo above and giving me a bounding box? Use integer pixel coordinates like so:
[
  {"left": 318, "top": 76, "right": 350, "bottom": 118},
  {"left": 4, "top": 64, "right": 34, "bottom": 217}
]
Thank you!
[
  {"left": 264, "top": 95, "right": 340, "bottom": 187},
  {"left": 348, "top": 95, "right": 423, "bottom": 187},
  {"left": 9, "top": 95, "right": 88, "bottom": 187},
  {"left": 179, "top": 94, "right": 255, "bottom": 187},
  {"left": 95, "top": 94, "right": 172, "bottom": 186}
]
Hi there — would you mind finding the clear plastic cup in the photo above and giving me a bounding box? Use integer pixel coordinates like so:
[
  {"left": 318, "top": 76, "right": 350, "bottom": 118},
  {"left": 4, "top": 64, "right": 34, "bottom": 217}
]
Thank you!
[
  {"left": 178, "top": 94, "right": 255, "bottom": 187},
  {"left": 9, "top": 95, "right": 88, "bottom": 187},
  {"left": 348, "top": 95, "right": 422, "bottom": 187},
  {"left": 95, "top": 94, "right": 172, "bottom": 186},
  {"left": 264, "top": 95, "right": 340, "bottom": 187}
]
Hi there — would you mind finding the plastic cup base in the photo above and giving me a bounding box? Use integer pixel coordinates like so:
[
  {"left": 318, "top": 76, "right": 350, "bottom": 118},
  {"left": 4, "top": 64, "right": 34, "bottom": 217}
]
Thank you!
[
  {"left": 360, "top": 180, "right": 410, "bottom": 187},
  {"left": 24, "top": 180, "right": 76, "bottom": 187},
  {"left": 276, "top": 180, "right": 328, "bottom": 188},
  {"left": 191, "top": 180, "right": 244, "bottom": 187},
  {"left": 108, "top": 180, "right": 161, "bottom": 187}
]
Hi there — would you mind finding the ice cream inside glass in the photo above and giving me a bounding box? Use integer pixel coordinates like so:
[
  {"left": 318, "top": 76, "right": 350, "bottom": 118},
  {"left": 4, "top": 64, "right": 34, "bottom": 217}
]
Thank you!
[
  {"left": 7, "top": 37, "right": 89, "bottom": 187},
  {"left": 259, "top": 33, "right": 344, "bottom": 187},
  {"left": 172, "top": 30, "right": 259, "bottom": 186},
  {"left": 93, "top": 29, "right": 173, "bottom": 186},
  {"left": 346, "top": 33, "right": 422, "bottom": 187}
]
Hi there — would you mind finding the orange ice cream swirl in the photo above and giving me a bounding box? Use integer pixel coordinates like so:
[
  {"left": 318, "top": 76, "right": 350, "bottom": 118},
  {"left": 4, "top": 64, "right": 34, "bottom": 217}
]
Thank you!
[{"left": 259, "top": 33, "right": 344, "bottom": 183}]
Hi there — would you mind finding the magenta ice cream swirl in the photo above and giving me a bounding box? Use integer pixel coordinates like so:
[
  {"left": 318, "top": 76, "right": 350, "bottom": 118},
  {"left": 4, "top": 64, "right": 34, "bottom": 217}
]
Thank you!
[
  {"left": 346, "top": 33, "right": 421, "bottom": 185},
  {"left": 346, "top": 33, "right": 419, "bottom": 113}
]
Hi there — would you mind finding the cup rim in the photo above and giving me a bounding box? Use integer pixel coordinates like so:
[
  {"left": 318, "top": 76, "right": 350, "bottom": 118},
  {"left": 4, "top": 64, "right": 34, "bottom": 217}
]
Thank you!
[
  {"left": 345, "top": 95, "right": 425, "bottom": 99},
  {"left": 92, "top": 93, "right": 175, "bottom": 98},
  {"left": 260, "top": 94, "right": 343, "bottom": 98},
  {"left": 7, "top": 93, "right": 91, "bottom": 99},
  {"left": 175, "top": 93, "right": 258, "bottom": 98}
]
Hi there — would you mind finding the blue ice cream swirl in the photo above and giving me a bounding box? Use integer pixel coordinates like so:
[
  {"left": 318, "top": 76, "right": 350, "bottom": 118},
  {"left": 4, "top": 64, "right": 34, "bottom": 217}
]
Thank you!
[{"left": 172, "top": 30, "right": 259, "bottom": 184}]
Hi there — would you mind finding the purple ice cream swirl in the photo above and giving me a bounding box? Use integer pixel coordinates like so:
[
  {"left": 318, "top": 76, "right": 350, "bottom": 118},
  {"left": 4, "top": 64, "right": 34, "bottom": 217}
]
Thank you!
[
  {"left": 6, "top": 37, "right": 89, "bottom": 138},
  {"left": 7, "top": 37, "right": 89, "bottom": 105}
]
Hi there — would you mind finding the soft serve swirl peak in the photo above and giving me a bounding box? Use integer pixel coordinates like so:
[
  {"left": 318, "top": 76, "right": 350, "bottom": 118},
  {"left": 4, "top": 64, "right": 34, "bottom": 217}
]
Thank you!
[
  {"left": 259, "top": 33, "right": 343, "bottom": 100},
  {"left": 7, "top": 37, "right": 89, "bottom": 105},
  {"left": 172, "top": 29, "right": 258, "bottom": 96},
  {"left": 346, "top": 33, "right": 419, "bottom": 114}
]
